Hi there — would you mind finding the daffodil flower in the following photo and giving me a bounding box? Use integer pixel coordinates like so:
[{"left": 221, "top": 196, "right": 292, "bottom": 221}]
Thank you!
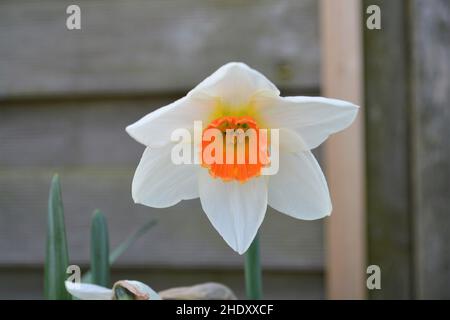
[
  {"left": 126, "top": 62, "right": 358, "bottom": 254},
  {"left": 65, "top": 280, "right": 161, "bottom": 300}
]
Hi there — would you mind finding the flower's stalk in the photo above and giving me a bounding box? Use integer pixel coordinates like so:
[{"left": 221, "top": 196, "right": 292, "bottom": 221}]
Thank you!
[{"left": 244, "top": 234, "right": 262, "bottom": 299}]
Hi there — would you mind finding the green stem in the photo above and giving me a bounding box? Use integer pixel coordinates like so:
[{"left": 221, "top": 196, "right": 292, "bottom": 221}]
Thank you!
[{"left": 245, "top": 234, "right": 263, "bottom": 299}]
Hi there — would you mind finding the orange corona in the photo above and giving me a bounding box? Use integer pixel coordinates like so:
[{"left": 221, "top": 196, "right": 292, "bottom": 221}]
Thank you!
[{"left": 201, "top": 116, "right": 269, "bottom": 183}]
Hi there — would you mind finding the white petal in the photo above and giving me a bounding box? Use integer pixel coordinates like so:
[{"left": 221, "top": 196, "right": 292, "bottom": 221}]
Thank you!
[
  {"left": 125, "top": 281, "right": 161, "bottom": 300},
  {"left": 126, "top": 96, "right": 211, "bottom": 147},
  {"left": 65, "top": 281, "right": 113, "bottom": 300},
  {"left": 198, "top": 170, "right": 268, "bottom": 254},
  {"left": 268, "top": 150, "right": 332, "bottom": 220},
  {"left": 132, "top": 144, "right": 199, "bottom": 208},
  {"left": 278, "top": 128, "right": 309, "bottom": 152},
  {"left": 188, "top": 62, "right": 280, "bottom": 105},
  {"left": 260, "top": 96, "right": 359, "bottom": 149},
  {"left": 128, "top": 280, "right": 161, "bottom": 300}
]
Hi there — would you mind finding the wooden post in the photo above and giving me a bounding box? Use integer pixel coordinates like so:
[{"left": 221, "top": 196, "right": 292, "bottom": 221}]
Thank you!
[
  {"left": 364, "top": 0, "right": 450, "bottom": 299},
  {"left": 410, "top": 0, "right": 450, "bottom": 299},
  {"left": 363, "top": 0, "right": 413, "bottom": 299},
  {"left": 320, "top": 0, "right": 366, "bottom": 299}
]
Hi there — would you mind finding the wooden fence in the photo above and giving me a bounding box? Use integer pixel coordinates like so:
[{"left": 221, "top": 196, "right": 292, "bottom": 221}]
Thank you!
[
  {"left": 0, "top": 0, "right": 323, "bottom": 299},
  {"left": 1, "top": 0, "right": 448, "bottom": 300},
  {"left": 364, "top": 0, "right": 450, "bottom": 299}
]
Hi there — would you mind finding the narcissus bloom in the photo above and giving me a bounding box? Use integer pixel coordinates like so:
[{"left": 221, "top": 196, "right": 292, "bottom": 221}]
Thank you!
[{"left": 126, "top": 62, "right": 358, "bottom": 254}]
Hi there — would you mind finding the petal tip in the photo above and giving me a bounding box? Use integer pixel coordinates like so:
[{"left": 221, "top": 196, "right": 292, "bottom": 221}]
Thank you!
[
  {"left": 125, "top": 123, "right": 134, "bottom": 136},
  {"left": 222, "top": 61, "right": 251, "bottom": 70},
  {"left": 237, "top": 249, "right": 246, "bottom": 255},
  {"left": 125, "top": 123, "right": 143, "bottom": 145}
]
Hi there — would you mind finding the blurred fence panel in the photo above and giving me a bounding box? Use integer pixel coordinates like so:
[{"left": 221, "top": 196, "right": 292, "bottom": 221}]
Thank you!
[
  {"left": 0, "top": 100, "right": 324, "bottom": 269},
  {"left": 410, "top": 0, "right": 450, "bottom": 299},
  {"left": 0, "top": 0, "right": 322, "bottom": 299},
  {"left": 365, "top": 0, "right": 450, "bottom": 299},
  {"left": 0, "top": 0, "right": 319, "bottom": 97},
  {"left": 364, "top": 0, "right": 413, "bottom": 299}
]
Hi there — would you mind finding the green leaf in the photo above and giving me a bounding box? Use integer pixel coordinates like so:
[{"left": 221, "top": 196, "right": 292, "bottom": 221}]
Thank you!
[
  {"left": 90, "top": 210, "right": 110, "bottom": 287},
  {"left": 44, "top": 174, "right": 71, "bottom": 300},
  {"left": 82, "top": 219, "right": 156, "bottom": 283},
  {"left": 109, "top": 219, "right": 157, "bottom": 263}
]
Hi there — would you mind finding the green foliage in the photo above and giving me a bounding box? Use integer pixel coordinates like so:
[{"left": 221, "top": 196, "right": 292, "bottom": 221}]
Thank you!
[
  {"left": 90, "top": 210, "right": 110, "bottom": 287},
  {"left": 110, "top": 219, "right": 157, "bottom": 263},
  {"left": 44, "top": 174, "right": 71, "bottom": 300},
  {"left": 44, "top": 175, "right": 156, "bottom": 299},
  {"left": 82, "top": 219, "right": 156, "bottom": 283}
]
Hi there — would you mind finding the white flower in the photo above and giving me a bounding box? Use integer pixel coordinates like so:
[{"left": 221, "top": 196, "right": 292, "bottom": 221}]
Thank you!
[
  {"left": 126, "top": 62, "right": 358, "bottom": 254},
  {"left": 65, "top": 280, "right": 161, "bottom": 300}
]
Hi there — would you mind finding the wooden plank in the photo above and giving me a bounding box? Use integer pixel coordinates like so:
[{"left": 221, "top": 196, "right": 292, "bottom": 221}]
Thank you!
[
  {"left": 410, "top": 0, "right": 450, "bottom": 299},
  {"left": 0, "top": 97, "right": 172, "bottom": 167},
  {"left": 363, "top": 0, "right": 413, "bottom": 299},
  {"left": 320, "top": 0, "right": 366, "bottom": 299},
  {"left": 0, "top": 168, "right": 324, "bottom": 270},
  {"left": 0, "top": 267, "right": 324, "bottom": 299},
  {"left": 0, "top": 0, "right": 319, "bottom": 97},
  {"left": 0, "top": 92, "right": 318, "bottom": 167}
]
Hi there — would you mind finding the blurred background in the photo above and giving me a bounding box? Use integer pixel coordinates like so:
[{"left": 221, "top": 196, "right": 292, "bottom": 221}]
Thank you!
[{"left": 0, "top": 0, "right": 448, "bottom": 299}]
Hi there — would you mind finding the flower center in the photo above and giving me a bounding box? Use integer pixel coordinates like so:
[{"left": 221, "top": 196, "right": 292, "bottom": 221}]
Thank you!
[{"left": 201, "top": 115, "right": 269, "bottom": 183}]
